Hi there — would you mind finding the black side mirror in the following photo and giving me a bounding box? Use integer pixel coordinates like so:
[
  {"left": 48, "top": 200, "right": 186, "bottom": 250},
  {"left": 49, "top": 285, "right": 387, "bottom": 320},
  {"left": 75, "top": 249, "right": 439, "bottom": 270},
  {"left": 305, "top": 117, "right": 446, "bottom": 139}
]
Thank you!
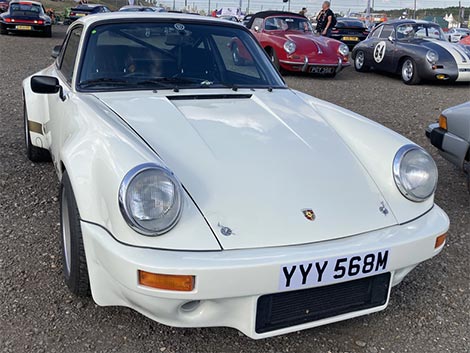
[
  {"left": 51, "top": 45, "right": 61, "bottom": 59},
  {"left": 31, "top": 75, "right": 65, "bottom": 101}
]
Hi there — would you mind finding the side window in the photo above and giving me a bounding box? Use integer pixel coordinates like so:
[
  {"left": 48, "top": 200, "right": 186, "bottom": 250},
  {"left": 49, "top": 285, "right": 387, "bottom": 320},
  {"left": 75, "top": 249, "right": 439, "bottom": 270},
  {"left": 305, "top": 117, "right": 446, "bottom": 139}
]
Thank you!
[
  {"left": 251, "top": 18, "right": 263, "bottom": 30},
  {"left": 369, "top": 26, "right": 382, "bottom": 39},
  {"left": 379, "top": 25, "right": 393, "bottom": 39},
  {"left": 59, "top": 27, "right": 82, "bottom": 83}
]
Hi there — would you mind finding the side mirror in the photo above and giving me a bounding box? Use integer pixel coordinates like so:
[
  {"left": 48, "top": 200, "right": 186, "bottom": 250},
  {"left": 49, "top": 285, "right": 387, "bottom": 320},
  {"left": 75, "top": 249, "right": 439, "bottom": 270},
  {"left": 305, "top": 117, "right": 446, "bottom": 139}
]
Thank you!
[
  {"left": 388, "top": 35, "right": 394, "bottom": 43},
  {"left": 31, "top": 75, "right": 65, "bottom": 101},
  {"left": 254, "top": 25, "right": 260, "bottom": 32},
  {"left": 51, "top": 45, "right": 61, "bottom": 59}
]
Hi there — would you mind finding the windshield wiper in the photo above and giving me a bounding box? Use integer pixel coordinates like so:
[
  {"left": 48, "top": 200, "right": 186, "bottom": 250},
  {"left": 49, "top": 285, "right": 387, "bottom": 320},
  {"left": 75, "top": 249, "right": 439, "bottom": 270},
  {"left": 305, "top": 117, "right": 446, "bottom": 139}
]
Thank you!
[{"left": 78, "top": 78, "right": 132, "bottom": 88}]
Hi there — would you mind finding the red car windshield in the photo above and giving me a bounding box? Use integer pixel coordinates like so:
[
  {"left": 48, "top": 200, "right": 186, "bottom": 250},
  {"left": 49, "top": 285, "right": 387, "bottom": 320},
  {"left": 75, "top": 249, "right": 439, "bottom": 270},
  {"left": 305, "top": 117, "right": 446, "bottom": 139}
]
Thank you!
[
  {"left": 265, "top": 16, "right": 313, "bottom": 32},
  {"left": 10, "top": 2, "right": 42, "bottom": 15}
]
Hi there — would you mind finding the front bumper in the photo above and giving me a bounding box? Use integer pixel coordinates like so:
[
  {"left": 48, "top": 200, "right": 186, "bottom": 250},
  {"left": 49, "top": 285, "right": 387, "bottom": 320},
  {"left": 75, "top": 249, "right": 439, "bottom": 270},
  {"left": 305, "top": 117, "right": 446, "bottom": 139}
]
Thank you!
[
  {"left": 426, "top": 123, "right": 470, "bottom": 169},
  {"left": 1, "top": 23, "right": 49, "bottom": 33},
  {"left": 279, "top": 56, "right": 350, "bottom": 74},
  {"left": 82, "top": 205, "right": 448, "bottom": 339}
]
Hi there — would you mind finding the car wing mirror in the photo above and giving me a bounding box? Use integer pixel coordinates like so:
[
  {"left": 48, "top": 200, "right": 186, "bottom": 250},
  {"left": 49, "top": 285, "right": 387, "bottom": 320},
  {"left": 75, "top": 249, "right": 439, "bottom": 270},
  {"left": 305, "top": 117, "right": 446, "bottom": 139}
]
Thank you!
[
  {"left": 51, "top": 45, "right": 61, "bottom": 59},
  {"left": 31, "top": 75, "right": 65, "bottom": 101},
  {"left": 388, "top": 35, "right": 394, "bottom": 43},
  {"left": 254, "top": 25, "right": 260, "bottom": 32}
]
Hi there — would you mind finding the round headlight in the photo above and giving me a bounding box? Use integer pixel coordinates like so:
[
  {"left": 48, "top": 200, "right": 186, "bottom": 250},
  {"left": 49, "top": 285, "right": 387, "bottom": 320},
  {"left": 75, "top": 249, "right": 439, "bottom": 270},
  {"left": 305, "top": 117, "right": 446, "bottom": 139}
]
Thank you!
[
  {"left": 338, "top": 43, "right": 349, "bottom": 56},
  {"left": 426, "top": 49, "right": 439, "bottom": 63},
  {"left": 119, "top": 164, "right": 182, "bottom": 236},
  {"left": 393, "top": 145, "right": 438, "bottom": 202},
  {"left": 283, "top": 40, "right": 296, "bottom": 54}
]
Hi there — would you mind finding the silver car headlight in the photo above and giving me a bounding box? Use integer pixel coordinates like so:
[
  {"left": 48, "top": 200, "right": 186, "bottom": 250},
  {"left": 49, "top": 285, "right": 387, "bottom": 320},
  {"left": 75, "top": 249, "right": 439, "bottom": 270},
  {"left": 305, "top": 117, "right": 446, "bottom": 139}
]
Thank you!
[
  {"left": 426, "top": 49, "right": 439, "bottom": 63},
  {"left": 338, "top": 43, "right": 349, "bottom": 56},
  {"left": 393, "top": 145, "right": 438, "bottom": 202},
  {"left": 283, "top": 40, "right": 296, "bottom": 54},
  {"left": 119, "top": 164, "right": 182, "bottom": 235}
]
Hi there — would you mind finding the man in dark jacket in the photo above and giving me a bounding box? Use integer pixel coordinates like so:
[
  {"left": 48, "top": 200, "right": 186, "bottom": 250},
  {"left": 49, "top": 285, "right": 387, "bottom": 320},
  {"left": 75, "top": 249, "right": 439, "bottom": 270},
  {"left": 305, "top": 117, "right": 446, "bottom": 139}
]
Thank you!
[{"left": 315, "top": 1, "right": 335, "bottom": 37}]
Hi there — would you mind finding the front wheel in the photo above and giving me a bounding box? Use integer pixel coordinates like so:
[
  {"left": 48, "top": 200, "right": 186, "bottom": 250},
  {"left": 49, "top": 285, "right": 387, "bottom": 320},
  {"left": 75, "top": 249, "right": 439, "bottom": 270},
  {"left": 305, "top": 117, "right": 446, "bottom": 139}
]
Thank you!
[
  {"left": 401, "top": 58, "right": 421, "bottom": 85},
  {"left": 354, "top": 50, "right": 370, "bottom": 72},
  {"left": 43, "top": 26, "right": 52, "bottom": 38},
  {"left": 269, "top": 48, "right": 280, "bottom": 71},
  {"left": 231, "top": 43, "right": 245, "bottom": 66},
  {"left": 60, "top": 171, "right": 91, "bottom": 297},
  {"left": 0, "top": 26, "right": 7, "bottom": 35}
]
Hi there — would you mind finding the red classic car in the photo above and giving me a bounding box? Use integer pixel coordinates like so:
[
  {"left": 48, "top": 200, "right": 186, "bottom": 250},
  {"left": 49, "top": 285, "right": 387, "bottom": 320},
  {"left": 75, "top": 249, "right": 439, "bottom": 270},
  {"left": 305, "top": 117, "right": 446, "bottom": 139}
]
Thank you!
[{"left": 244, "top": 11, "right": 350, "bottom": 76}]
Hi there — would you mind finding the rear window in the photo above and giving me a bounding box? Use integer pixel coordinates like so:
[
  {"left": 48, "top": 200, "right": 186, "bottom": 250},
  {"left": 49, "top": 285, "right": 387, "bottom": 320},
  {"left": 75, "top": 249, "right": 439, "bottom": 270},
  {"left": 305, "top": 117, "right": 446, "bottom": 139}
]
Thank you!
[
  {"left": 10, "top": 2, "right": 42, "bottom": 15},
  {"left": 336, "top": 20, "right": 365, "bottom": 28}
]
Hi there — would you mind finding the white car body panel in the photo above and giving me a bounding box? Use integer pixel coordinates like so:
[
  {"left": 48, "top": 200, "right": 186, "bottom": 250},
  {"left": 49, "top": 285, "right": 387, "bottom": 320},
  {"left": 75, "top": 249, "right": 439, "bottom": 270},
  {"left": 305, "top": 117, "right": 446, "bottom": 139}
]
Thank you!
[
  {"left": 95, "top": 89, "right": 400, "bottom": 249},
  {"left": 21, "top": 12, "right": 450, "bottom": 338},
  {"left": 82, "top": 205, "right": 448, "bottom": 338}
]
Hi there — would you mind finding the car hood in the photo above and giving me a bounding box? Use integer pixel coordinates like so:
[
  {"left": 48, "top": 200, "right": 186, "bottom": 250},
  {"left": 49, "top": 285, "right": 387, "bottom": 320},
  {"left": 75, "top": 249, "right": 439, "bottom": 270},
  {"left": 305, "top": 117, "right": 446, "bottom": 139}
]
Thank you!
[
  {"left": 94, "top": 89, "right": 398, "bottom": 250},
  {"left": 280, "top": 32, "right": 340, "bottom": 54},
  {"left": 421, "top": 39, "right": 470, "bottom": 67}
]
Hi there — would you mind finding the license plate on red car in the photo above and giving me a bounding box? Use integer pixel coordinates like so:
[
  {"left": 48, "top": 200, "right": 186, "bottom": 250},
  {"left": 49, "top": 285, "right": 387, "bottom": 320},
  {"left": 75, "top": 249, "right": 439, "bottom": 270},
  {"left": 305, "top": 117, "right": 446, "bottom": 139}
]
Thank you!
[
  {"left": 310, "top": 66, "right": 335, "bottom": 74},
  {"left": 279, "top": 249, "right": 390, "bottom": 291}
]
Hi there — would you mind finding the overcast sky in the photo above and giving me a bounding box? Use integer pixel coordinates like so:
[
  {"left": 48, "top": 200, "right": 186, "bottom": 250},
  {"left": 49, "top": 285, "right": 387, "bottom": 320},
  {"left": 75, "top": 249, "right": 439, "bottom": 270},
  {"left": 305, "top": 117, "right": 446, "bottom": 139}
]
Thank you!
[{"left": 159, "top": 0, "right": 469, "bottom": 13}]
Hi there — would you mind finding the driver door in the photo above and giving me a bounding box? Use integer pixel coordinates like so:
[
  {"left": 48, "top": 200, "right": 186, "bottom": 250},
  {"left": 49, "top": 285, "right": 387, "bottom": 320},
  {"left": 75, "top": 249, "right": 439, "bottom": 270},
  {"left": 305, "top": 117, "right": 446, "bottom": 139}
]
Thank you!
[
  {"left": 372, "top": 24, "right": 396, "bottom": 72},
  {"left": 46, "top": 26, "right": 83, "bottom": 169}
]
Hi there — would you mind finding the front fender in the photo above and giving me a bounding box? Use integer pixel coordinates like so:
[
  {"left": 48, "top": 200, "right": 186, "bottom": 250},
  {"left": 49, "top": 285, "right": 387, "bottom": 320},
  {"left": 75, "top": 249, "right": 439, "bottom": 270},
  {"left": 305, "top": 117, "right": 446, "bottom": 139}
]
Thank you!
[{"left": 59, "top": 94, "right": 220, "bottom": 251}]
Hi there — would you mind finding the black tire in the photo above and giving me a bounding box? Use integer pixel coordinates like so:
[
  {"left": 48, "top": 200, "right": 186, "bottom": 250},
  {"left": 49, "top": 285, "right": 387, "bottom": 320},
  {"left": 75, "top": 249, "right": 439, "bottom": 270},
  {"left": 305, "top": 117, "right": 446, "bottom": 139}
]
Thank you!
[
  {"left": 60, "top": 171, "right": 91, "bottom": 297},
  {"left": 354, "top": 50, "right": 370, "bottom": 72},
  {"left": 231, "top": 43, "right": 245, "bottom": 66},
  {"left": 268, "top": 48, "right": 280, "bottom": 71},
  {"left": 23, "top": 99, "right": 51, "bottom": 162},
  {"left": 0, "top": 27, "right": 7, "bottom": 35},
  {"left": 44, "top": 26, "right": 52, "bottom": 38},
  {"left": 401, "top": 57, "right": 421, "bottom": 85}
]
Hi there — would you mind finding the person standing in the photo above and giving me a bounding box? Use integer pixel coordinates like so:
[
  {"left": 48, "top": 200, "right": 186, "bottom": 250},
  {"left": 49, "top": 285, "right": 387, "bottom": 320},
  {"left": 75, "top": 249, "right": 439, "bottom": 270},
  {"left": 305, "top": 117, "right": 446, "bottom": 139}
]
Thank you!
[
  {"left": 315, "top": 1, "right": 335, "bottom": 37},
  {"left": 299, "top": 7, "right": 307, "bottom": 17}
]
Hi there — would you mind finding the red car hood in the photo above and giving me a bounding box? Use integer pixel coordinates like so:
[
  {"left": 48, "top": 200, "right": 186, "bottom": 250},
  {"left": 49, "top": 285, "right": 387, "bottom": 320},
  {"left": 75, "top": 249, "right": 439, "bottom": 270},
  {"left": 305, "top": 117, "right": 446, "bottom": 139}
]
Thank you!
[{"left": 270, "top": 30, "right": 342, "bottom": 57}]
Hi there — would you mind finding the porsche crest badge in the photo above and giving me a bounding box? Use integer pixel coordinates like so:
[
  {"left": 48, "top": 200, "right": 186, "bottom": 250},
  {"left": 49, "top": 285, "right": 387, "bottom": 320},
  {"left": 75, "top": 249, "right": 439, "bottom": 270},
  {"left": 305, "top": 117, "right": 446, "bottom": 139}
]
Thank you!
[{"left": 302, "top": 209, "right": 316, "bottom": 221}]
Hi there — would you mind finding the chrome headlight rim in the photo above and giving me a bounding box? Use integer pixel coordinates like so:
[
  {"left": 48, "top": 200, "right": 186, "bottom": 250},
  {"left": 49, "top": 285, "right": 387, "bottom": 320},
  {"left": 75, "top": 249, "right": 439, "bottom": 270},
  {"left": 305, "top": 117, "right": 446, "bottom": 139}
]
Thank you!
[
  {"left": 425, "top": 49, "right": 439, "bottom": 64},
  {"left": 338, "top": 43, "right": 350, "bottom": 56},
  {"left": 393, "top": 144, "right": 438, "bottom": 202},
  {"left": 118, "top": 163, "right": 183, "bottom": 236},
  {"left": 283, "top": 40, "right": 296, "bottom": 54}
]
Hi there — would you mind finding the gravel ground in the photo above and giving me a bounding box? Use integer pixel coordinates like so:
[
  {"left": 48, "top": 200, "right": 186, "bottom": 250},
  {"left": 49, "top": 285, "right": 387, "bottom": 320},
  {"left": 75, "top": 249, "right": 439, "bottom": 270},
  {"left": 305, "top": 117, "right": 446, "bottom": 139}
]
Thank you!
[{"left": 0, "top": 25, "right": 469, "bottom": 353}]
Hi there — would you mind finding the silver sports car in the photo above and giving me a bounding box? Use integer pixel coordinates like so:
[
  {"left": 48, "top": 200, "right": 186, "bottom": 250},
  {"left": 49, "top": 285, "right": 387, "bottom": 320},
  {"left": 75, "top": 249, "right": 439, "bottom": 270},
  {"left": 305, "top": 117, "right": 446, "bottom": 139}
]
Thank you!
[{"left": 426, "top": 101, "right": 470, "bottom": 191}]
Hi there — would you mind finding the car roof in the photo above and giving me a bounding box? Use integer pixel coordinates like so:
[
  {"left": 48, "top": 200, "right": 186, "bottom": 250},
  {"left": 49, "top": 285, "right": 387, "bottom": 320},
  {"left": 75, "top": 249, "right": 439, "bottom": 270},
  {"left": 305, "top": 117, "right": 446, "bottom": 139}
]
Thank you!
[
  {"left": 382, "top": 19, "right": 439, "bottom": 26},
  {"left": 9, "top": 0, "right": 43, "bottom": 5},
  {"left": 75, "top": 12, "right": 241, "bottom": 27},
  {"left": 76, "top": 4, "right": 105, "bottom": 8},
  {"left": 246, "top": 11, "right": 305, "bottom": 28}
]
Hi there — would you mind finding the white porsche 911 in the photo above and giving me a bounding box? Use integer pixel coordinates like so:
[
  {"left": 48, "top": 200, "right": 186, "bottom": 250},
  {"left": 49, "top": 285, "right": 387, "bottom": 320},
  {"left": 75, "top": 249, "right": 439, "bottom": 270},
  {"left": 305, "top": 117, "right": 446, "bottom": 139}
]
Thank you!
[{"left": 23, "top": 12, "right": 449, "bottom": 338}]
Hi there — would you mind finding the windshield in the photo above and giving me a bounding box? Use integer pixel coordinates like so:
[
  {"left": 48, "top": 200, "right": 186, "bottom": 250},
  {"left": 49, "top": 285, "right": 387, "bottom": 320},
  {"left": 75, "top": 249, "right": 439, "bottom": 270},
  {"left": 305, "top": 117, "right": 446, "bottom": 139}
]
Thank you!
[
  {"left": 10, "top": 2, "right": 43, "bottom": 15},
  {"left": 78, "top": 22, "right": 285, "bottom": 91},
  {"left": 264, "top": 16, "right": 313, "bottom": 32},
  {"left": 396, "top": 23, "right": 445, "bottom": 41}
]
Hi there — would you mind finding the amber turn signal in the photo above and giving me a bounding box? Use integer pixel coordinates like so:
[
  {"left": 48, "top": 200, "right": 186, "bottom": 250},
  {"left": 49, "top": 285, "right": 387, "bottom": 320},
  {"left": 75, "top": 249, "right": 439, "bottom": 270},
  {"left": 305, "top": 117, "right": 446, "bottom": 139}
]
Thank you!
[
  {"left": 138, "top": 270, "right": 195, "bottom": 291},
  {"left": 435, "top": 233, "right": 447, "bottom": 249},
  {"left": 438, "top": 115, "right": 447, "bottom": 130}
]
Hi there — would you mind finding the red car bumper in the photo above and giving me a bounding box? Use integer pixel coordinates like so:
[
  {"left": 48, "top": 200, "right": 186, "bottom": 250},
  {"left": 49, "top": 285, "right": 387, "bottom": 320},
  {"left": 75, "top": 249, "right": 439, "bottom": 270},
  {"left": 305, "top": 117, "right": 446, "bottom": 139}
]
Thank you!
[{"left": 279, "top": 56, "right": 350, "bottom": 74}]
